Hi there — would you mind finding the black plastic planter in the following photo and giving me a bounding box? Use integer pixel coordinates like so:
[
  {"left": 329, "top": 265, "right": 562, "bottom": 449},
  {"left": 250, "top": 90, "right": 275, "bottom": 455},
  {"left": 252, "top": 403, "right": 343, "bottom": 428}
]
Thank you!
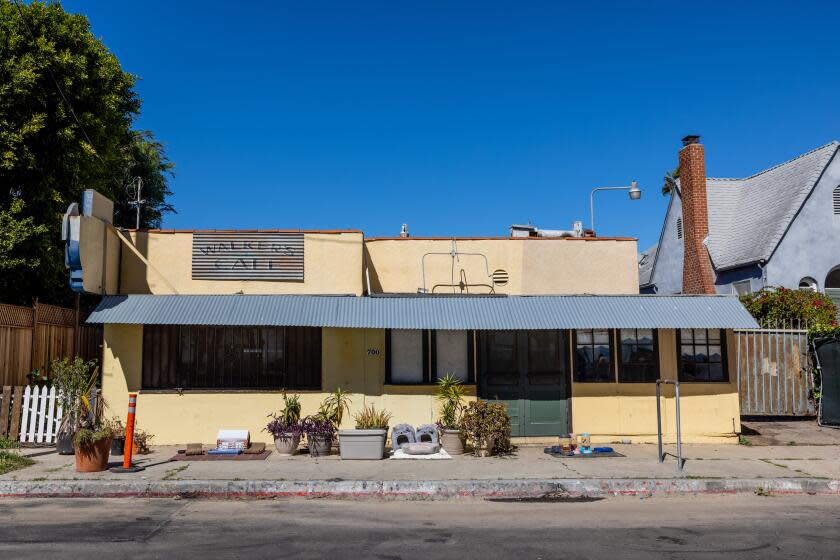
[
  {"left": 56, "top": 434, "right": 74, "bottom": 455},
  {"left": 110, "top": 436, "right": 126, "bottom": 456}
]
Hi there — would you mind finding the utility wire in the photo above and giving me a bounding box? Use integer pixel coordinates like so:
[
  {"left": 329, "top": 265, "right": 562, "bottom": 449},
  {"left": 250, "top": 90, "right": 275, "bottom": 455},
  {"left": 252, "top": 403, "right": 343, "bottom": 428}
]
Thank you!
[{"left": 13, "top": 0, "right": 101, "bottom": 160}]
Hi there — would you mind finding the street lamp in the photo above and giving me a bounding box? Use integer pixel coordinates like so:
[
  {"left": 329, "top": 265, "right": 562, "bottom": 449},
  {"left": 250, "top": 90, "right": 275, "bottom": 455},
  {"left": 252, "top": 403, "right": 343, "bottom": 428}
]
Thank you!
[{"left": 589, "top": 180, "right": 641, "bottom": 233}]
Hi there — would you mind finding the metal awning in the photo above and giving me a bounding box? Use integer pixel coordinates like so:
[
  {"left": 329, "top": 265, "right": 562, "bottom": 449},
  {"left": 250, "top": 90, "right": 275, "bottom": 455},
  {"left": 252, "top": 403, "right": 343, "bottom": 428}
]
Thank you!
[{"left": 87, "top": 294, "right": 759, "bottom": 330}]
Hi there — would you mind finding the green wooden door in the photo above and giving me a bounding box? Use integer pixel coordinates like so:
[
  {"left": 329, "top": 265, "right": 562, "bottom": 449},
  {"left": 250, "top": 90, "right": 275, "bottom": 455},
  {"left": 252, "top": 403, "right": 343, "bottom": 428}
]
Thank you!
[{"left": 478, "top": 330, "right": 569, "bottom": 437}]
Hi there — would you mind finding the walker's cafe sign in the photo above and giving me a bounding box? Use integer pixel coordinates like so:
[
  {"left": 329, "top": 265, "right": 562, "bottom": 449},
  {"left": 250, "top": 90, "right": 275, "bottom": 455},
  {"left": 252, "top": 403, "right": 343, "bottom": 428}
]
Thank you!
[{"left": 192, "top": 232, "right": 304, "bottom": 280}]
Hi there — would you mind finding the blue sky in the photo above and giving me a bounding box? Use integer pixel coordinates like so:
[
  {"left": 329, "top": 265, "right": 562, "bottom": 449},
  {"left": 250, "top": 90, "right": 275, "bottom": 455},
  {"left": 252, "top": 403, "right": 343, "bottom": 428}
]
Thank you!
[{"left": 64, "top": 1, "right": 840, "bottom": 250}]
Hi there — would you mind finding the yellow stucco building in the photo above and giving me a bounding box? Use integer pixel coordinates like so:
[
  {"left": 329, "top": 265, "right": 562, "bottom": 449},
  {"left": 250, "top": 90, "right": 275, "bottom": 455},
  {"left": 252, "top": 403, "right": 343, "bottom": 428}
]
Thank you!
[{"left": 66, "top": 191, "right": 756, "bottom": 445}]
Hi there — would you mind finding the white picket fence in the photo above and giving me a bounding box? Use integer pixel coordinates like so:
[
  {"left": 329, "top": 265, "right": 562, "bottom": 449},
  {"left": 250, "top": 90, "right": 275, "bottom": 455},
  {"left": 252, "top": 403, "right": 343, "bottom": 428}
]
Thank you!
[{"left": 19, "top": 385, "right": 63, "bottom": 444}]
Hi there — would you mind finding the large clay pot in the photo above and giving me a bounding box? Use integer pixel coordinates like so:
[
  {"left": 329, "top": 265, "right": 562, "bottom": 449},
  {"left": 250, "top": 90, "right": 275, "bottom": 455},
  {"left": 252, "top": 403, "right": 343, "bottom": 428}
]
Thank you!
[
  {"left": 440, "top": 429, "right": 465, "bottom": 455},
  {"left": 274, "top": 434, "right": 301, "bottom": 456},
  {"left": 75, "top": 437, "right": 113, "bottom": 472},
  {"left": 474, "top": 436, "right": 495, "bottom": 458},
  {"left": 307, "top": 435, "right": 332, "bottom": 457}
]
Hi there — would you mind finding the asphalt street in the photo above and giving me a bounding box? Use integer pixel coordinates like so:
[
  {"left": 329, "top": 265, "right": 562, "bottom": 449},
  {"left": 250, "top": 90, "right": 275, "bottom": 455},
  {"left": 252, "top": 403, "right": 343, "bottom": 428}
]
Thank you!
[{"left": 1, "top": 494, "right": 838, "bottom": 559}]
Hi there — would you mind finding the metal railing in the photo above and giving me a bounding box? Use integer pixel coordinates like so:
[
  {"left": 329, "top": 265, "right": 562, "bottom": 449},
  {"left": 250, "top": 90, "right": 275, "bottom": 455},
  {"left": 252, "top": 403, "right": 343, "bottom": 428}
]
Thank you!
[{"left": 656, "top": 379, "right": 683, "bottom": 471}]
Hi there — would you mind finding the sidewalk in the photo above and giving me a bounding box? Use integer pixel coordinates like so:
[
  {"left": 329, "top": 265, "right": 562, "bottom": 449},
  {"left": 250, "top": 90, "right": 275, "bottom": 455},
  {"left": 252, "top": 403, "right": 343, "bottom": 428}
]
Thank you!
[{"left": 3, "top": 442, "right": 840, "bottom": 499}]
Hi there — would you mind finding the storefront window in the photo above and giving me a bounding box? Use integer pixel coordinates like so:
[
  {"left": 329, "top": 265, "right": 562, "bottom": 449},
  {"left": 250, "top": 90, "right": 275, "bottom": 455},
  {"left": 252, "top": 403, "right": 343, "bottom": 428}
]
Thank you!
[
  {"left": 678, "top": 329, "right": 728, "bottom": 382},
  {"left": 142, "top": 325, "right": 320, "bottom": 390},
  {"left": 574, "top": 329, "right": 613, "bottom": 382},
  {"left": 619, "top": 329, "right": 659, "bottom": 383}
]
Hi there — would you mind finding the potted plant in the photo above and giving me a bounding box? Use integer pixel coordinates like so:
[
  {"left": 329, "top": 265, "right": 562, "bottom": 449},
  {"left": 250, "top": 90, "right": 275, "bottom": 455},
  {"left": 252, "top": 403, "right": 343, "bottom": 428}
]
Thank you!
[
  {"left": 301, "top": 416, "right": 336, "bottom": 457},
  {"left": 435, "top": 373, "right": 467, "bottom": 455},
  {"left": 458, "top": 400, "right": 512, "bottom": 457},
  {"left": 74, "top": 416, "right": 118, "bottom": 472},
  {"left": 338, "top": 404, "right": 392, "bottom": 460},
  {"left": 133, "top": 428, "right": 154, "bottom": 454},
  {"left": 266, "top": 392, "right": 304, "bottom": 456},
  {"left": 51, "top": 358, "right": 99, "bottom": 456}
]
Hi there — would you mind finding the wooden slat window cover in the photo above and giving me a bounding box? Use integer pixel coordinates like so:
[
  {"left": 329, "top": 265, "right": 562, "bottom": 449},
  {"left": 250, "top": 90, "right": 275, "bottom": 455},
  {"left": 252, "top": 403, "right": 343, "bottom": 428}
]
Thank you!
[{"left": 142, "top": 326, "right": 321, "bottom": 390}]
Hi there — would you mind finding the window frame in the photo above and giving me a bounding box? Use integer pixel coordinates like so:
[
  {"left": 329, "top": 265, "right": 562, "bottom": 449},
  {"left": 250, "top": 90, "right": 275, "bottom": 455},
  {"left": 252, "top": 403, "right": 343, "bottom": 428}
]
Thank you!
[
  {"left": 617, "top": 328, "right": 660, "bottom": 383},
  {"left": 385, "top": 329, "right": 477, "bottom": 385},
  {"left": 141, "top": 325, "right": 321, "bottom": 392},
  {"left": 676, "top": 328, "right": 729, "bottom": 383},
  {"left": 572, "top": 328, "right": 615, "bottom": 383},
  {"left": 430, "top": 330, "right": 476, "bottom": 383},
  {"left": 385, "top": 329, "right": 431, "bottom": 385}
]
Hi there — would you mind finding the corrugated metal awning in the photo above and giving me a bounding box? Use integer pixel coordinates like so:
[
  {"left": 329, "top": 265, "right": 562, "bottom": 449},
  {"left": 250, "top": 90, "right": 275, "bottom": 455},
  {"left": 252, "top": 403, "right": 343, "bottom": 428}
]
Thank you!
[{"left": 87, "top": 294, "right": 759, "bottom": 330}]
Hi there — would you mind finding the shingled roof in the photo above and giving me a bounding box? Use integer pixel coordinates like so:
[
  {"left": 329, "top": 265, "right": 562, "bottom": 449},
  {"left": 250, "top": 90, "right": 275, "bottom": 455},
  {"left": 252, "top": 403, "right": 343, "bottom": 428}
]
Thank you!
[
  {"left": 642, "top": 141, "right": 839, "bottom": 286},
  {"left": 706, "top": 141, "right": 839, "bottom": 270}
]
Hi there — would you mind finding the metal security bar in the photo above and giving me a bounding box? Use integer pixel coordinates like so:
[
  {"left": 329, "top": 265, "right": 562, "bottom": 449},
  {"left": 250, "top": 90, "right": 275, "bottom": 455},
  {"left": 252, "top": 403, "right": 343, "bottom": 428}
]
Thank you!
[
  {"left": 734, "top": 321, "right": 814, "bottom": 416},
  {"left": 656, "top": 379, "right": 683, "bottom": 472}
]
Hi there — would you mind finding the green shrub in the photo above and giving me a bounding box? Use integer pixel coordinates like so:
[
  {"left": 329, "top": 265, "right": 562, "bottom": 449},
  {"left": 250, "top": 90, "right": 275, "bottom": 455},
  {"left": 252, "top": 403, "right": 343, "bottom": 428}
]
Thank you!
[
  {"left": 740, "top": 287, "right": 837, "bottom": 327},
  {"left": 74, "top": 417, "right": 120, "bottom": 448},
  {"left": 458, "top": 400, "right": 513, "bottom": 455}
]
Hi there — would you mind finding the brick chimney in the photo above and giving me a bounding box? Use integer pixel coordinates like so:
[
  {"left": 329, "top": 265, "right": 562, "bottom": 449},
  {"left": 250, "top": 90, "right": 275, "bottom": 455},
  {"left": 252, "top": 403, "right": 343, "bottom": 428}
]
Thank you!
[{"left": 679, "top": 135, "right": 716, "bottom": 294}]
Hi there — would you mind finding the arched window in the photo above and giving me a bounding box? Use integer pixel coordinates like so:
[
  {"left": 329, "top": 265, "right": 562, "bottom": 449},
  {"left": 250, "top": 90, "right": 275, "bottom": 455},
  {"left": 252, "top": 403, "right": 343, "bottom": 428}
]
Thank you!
[
  {"left": 834, "top": 186, "right": 840, "bottom": 215},
  {"left": 798, "top": 277, "right": 818, "bottom": 291},
  {"left": 827, "top": 268, "right": 840, "bottom": 289},
  {"left": 825, "top": 268, "right": 840, "bottom": 320}
]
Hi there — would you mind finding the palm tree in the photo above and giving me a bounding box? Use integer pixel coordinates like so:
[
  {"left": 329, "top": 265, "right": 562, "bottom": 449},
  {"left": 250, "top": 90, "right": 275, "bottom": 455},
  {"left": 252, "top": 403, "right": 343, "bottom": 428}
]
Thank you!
[{"left": 662, "top": 167, "right": 680, "bottom": 196}]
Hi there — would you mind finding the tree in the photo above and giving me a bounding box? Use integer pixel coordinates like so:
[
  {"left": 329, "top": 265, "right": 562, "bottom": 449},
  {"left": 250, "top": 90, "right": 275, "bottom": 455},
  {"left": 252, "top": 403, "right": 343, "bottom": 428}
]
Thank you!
[
  {"left": 113, "top": 131, "right": 175, "bottom": 229},
  {"left": 0, "top": 0, "right": 174, "bottom": 305},
  {"left": 0, "top": 198, "right": 48, "bottom": 269}
]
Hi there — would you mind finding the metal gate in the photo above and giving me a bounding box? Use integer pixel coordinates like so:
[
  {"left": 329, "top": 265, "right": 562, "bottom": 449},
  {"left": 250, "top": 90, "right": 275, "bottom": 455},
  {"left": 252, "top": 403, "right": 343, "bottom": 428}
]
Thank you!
[{"left": 735, "top": 323, "right": 815, "bottom": 416}]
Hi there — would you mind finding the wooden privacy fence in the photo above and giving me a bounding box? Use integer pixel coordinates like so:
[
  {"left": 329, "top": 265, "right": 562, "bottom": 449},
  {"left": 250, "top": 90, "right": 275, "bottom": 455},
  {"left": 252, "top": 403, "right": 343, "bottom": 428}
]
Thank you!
[
  {"left": 0, "top": 300, "right": 102, "bottom": 386},
  {"left": 735, "top": 324, "right": 815, "bottom": 416},
  {"left": 0, "top": 385, "right": 63, "bottom": 444}
]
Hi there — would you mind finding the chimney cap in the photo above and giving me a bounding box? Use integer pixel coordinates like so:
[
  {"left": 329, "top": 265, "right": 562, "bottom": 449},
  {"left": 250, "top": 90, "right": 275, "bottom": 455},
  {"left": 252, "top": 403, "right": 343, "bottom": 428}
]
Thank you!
[{"left": 682, "top": 135, "right": 701, "bottom": 146}]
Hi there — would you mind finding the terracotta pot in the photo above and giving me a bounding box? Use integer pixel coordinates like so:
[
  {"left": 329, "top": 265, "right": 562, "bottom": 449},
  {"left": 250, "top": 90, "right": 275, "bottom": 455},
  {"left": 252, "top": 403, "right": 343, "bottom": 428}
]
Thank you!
[
  {"left": 274, "top": 434, "right": 301, "bottom": 456},
  {"left": 440, "top": 429, "right": 465, "bottom": 455},
  {"left": 474, "top": 436, "right": 495, "bottom": 458},
  {"left": 75, "top": 436, "right": 113, "bottom": 472}
]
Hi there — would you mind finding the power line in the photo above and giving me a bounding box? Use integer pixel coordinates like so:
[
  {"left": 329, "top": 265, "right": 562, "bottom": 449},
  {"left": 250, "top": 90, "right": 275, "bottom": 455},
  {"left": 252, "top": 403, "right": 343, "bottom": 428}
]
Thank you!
[{"left": 13, "top": 0, "right": 101, "bottom": 160}]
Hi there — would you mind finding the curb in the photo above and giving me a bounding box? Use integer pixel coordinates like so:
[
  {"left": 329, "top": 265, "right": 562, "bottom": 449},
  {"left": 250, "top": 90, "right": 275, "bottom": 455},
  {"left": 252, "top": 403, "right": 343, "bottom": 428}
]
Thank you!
[{"left": 1, "top": 478, "right": 839, "bottom": 500}]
